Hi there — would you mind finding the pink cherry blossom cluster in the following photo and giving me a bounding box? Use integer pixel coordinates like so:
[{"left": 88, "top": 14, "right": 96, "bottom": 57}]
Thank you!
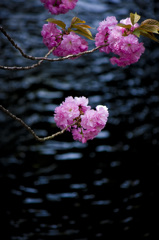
[
  {"left": 40, "top": 0, "right": 78, "bottom": 15},
  {"left": 54, "top": 96, "right": 109, "bottom": 143},
  {"left": 41, "top": 22, "right": 62, "bottom": 49},
  {"left": 41, "top": 23, "right": 88, "bottom": 57},
  {"left": 95, "top": 16, "right": 145, "bottom": 67}
]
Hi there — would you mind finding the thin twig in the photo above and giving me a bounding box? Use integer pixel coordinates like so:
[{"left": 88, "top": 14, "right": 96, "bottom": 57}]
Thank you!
[{"left": 0, "top": 104, "right": 72, "bottom": 142}]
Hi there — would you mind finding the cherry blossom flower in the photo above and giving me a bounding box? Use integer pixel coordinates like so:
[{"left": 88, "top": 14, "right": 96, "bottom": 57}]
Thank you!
[
  {"left": 95, "top": 16, "right": 118, "bottom": 53},
  {"left": 41, "top": 23, "right": 88, "bottom": 57},
  {"left": 53, "top": 32, "right": 88, "bottom": 57},
  {"left": 40, "top": 0, "right": 78, "bottom": 15},
  {"left": 109, "top": 27, "right": 145, "bottom": 67},
  {"left": 41, "top": 22, "right": 62, "bottom": 49},
  {"left": 54, "top": 97, "right": 109, "bottom": 143},
  {"left": 54, "top": 96, "right": 80, "bottom": 129},
  {"left": 95, "top": 16, "right": 145, "bottom": 67}
]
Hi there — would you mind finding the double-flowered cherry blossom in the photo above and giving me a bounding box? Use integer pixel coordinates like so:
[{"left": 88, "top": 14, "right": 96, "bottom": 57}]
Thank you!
[
  {"left": 41, "top": 23, "right": 88, "bottom": 57},
  {"left": 54, "top": 96, "right": 109, "bottom": 143},
  {"left": 40, "top": 0, "right": 78, "bottom": 15},
  {"left": 53, "top": 31, "right": 88, "bottom": 57},
  {"left": 41, "top": 22, "right": 62, "bottom": 49},
  {"left": 95, "top": 16, "right": 145, "bottom": 67}
]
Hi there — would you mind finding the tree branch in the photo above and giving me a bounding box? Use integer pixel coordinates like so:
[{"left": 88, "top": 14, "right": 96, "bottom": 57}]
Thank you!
[
  {"left": 0, "top": 26, "right": 107, "bottom": 70},
  {"left": 0, "top": 104, "right": 73, "bottom": 142}
]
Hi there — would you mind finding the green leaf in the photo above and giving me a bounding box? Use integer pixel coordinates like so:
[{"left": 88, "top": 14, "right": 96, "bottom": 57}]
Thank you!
[
  {"left": 71, "top": 17, "right": 85, "bottom": 25},
  {"left": 138, "top": 24, "right": 159, "bottom": 34},
  {"left": 76, "top": 24, "right": 92, "bottom": 29},
  {"left": 46, "top": 18, "right": 66, "bottom": 29},
  {"left": 70, "top": 29, "right": 94, "bottom": 40},
  {"left": 139, "top": 19, "right": 159, "bottom": 36},
  {"left": 70, "top": 18, "right": 93, "bottom": 40},
  {"left": 133, "top": 29, "right": 141, "bottom": 37},
  {"left": 117, "top": 23, "right": 132, "bottom": 29},
  {"left": 140, "top": 31, "right": 159, "bottom": 43},
  {"left": 71, "top": 24, "right": 93, "bottom": 34},
  {"left": 71, "top": 23, "right": 93, "bottom": 30},
  {"left": 130, "top": 12, "right": 141, "bottom": 25},
  {"left": 141, "top": 19, "right": 159, "bottom": 26}
]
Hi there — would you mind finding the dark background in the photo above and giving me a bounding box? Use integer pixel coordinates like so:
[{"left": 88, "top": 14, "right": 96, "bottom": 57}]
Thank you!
[{"left": 0, "top": 0, "right": 159, "bottom": 239}]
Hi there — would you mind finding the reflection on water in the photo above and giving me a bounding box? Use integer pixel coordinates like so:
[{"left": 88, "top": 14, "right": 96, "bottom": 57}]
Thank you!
[{"left": 0, "top": 0, "right": 159, "bottom": 239}]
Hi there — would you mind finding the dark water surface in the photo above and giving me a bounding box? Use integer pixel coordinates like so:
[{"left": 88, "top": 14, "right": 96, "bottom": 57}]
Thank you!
[{"left": 0, "top": 0, "right": 159, "bottom": 239}]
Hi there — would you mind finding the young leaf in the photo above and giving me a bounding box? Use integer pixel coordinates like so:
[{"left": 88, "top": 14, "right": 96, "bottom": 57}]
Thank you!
[
  {"left": 140, "top": 31, "right": 159, "bottom": 43},
  {"left": 138, "top": 24, "right": 159, "bottom": 34},
  {"left": 117, "top": 23, "right": 132, "bottom": 29},
  {"left": 75, "top": 24, "right": 92, "bottom": 29},
  {"left": 71, "top": 17, "right": 86, "bottom": 25},
  {"left": 133, "top": 29, "right": 141, "bottom": 37},
  {"left": 47, "top": 18, "right": 66, "bottom": 29},
  {"left": 141, "top": 19, "right": 159, "bottom": 26},
  {"left": 72, "top": 25, "right": 93, "bottom": 40},
  {"left": 70, "top": 29, "right": 94, "bottom": 40},
  {"left": 72, "top": 24, "right": 92, "bottom": 33},
  {"left": 130, "top": 12, "right": 141, "bottom": 25}
]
